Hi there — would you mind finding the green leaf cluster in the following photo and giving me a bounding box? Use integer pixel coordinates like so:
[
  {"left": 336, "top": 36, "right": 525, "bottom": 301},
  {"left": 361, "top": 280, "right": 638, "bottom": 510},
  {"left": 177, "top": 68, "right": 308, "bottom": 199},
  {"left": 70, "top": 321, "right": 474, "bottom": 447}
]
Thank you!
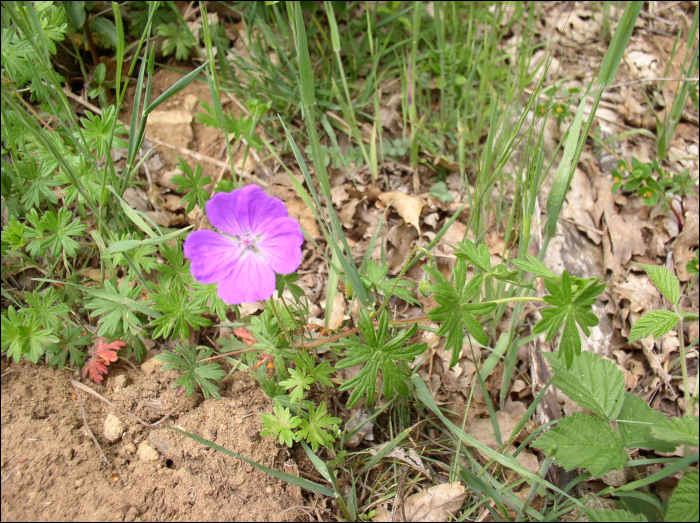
[
  {"left": 425, "top": 258, "right": 495, "bottom": 366},
  {"left": 156, "top": 343, "right": 226, "bottom": 399},
  {"left": 336, "top": 309, "right": 427, "bottom": 408},
  {"left": 532, "top": 271, "right": 606, "bottom": 368},
  {"left": 171, "top": 157, "right": 212, "bottom": 214},
  {"left": 533, "top": 351, "right": 698, "bottom": 480}
]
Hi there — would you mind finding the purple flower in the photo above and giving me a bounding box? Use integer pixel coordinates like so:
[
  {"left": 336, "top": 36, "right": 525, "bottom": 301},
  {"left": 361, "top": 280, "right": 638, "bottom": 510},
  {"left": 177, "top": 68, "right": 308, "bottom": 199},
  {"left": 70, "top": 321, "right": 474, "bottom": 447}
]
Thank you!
[{"left": 184, "top": 185, "right": 304, "bottom": 305}]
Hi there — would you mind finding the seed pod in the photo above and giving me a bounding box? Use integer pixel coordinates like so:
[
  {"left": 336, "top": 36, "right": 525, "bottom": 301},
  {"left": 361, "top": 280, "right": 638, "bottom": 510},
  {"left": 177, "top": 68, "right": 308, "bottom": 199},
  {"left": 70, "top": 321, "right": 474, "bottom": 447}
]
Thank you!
[{"left": 419, "top": 275, "right": 432, "bottom": 298}]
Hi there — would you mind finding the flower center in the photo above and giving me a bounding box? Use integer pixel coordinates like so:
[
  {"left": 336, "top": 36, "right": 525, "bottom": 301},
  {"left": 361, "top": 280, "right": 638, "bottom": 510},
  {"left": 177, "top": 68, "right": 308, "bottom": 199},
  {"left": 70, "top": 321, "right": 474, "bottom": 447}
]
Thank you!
[{"left": 234, "top": 232, "right": 261, "bottom": 254}]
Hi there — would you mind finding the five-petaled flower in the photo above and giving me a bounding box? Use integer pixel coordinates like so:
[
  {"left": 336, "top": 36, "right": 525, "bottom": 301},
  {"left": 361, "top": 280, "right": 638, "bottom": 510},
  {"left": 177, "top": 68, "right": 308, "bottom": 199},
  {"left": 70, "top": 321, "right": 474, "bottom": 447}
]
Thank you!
[{"left": 184, "top": 185, "right": 304, "bottom": 305}]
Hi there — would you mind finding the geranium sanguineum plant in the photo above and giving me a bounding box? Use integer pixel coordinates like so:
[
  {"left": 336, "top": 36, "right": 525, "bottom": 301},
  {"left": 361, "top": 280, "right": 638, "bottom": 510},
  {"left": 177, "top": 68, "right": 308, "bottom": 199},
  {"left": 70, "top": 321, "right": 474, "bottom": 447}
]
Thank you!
[{"left": 184, "top": 185, "right": 304, "bottom": 304}]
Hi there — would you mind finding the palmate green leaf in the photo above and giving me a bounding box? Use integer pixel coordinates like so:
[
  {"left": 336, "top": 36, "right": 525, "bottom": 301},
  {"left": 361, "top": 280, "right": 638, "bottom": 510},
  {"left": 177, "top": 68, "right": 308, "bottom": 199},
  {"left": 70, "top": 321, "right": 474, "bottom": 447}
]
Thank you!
[
  {"left": 616, "top": 393, "right": 677, "bottom": 452},
  {"left": 150, "top": 287, "right": 212, "bottom": 340},
  {"left": 279, "top": 368, "right": 314, "bottom": 402},
  {"left": 454, "top": 239, "right": 491, "bottom": 272},
  {"left": 534, "top": 271, "right": 606, "bottom": 368},
  {"left": 40, "top": 207, "right": 87, "bottom": 258},
  {"left": 1, "top": 306, "right": 58, "bottom": 364},
  {"left": 260, "top": 404, "right": 302, "bottom": 447},
  {"left": 666, "top": 470, "right": 699, "bottom": 523},
  {"left": 543, "top": 351, "right": 625, "bottom": 421},
  {"left": 336, "top": 310, "right": 427, "bottom": 408},
  {"left": 651, "top": 416, "right": 700, "bottom": 447},
  {"left": 425, "top": 259, "right": 496, "bottom": 366},
  {"left": 532, "top": 412, "right": 628, "bottom": 479},
  {"left": 365, "top": 260, "right": 419, "bottom": 306},
  {"left": 84, "top": 278, "right": 144, "bottom": 337},
  {"left": 511, "top": 253, "right": 556, "bottom": 280},
  {"left": 629, "top": 310, "right": 680, "bottom": 342},
  {"left": 296, "top": 401, "right": 342, "bottom": 452},
  {"left": 172, "top": 157, "right": 211, "bottom": 214},
  {"left": 156, "top": 344, "right": 225, "bottom": 399},
  {"left": 635, "top": 263, "right": 681, "bottom": 305}
]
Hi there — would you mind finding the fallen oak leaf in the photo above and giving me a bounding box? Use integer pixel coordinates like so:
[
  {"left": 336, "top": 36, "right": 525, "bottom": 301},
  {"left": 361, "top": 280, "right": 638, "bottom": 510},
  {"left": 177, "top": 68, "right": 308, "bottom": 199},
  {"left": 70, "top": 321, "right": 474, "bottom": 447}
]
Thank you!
[{"left": 82, "top": 338, "right": 126, "bottom": 384}]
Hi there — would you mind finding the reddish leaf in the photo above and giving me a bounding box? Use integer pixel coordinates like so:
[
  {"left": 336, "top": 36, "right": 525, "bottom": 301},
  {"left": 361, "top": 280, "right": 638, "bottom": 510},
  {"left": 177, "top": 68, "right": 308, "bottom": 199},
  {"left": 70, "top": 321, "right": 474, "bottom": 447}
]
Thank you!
[
  {"left": 82, "top": 338, "right": 126, "bottom": 384},
  {"left": 234, "top": 327, "right": 257, "bottom": 346}
]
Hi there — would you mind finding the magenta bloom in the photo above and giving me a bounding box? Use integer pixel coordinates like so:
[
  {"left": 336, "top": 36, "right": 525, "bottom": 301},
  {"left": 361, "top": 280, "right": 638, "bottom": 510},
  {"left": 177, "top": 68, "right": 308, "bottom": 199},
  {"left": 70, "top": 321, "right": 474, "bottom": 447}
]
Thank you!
[{"left": 184, "top": 185, "right": 304, "bottom": 305}]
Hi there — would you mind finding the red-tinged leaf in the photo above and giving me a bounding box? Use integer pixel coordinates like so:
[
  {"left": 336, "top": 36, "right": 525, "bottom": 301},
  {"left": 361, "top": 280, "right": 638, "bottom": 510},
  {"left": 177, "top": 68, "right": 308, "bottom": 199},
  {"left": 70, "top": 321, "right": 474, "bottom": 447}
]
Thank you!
[
  {"left": 234, "top": 327, "right": 257, "bottom": 346},
  {"left": 82, "top": 338, "right": 126, "bottom": 384}
]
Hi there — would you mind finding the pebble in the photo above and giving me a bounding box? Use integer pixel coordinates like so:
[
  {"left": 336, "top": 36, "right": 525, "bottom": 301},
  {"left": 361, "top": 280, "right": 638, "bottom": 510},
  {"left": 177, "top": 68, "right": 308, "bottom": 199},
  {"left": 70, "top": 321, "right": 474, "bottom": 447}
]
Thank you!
[
  {"left": 137, "top": 442, "right": 159, "bottom": 462},
  {"left": 103, "top": 413, "right": 126, "bottom": 443}
]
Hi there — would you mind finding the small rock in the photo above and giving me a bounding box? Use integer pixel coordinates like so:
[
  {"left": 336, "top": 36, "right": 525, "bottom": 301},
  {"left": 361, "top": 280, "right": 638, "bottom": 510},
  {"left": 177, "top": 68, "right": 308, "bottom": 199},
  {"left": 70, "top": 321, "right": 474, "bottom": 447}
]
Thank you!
[
  {"left": 64, "top": 448, "right": 74, "bottom": 461},
  {"left": 137, "top": 442, "right": 159, "bottom": 462},
  {"left": 103, "top": 413, "right": 126, "bottom": 443},
  {"left": 149, "top": 430, "right": 183, "bottom": 461},
  {"left": 265, "top": 486, "right": 274, "bottom": 494},
  {"left": 121, "top": 443, "right": 136, "bottom": 456},
  {"left": 75, "top": 478, "right": 84, "bottom": 488}
]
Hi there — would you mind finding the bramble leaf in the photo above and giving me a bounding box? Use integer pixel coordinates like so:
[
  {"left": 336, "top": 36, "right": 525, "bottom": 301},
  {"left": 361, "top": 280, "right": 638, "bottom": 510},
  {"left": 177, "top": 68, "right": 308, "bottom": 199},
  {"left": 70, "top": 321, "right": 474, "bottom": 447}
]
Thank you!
[
  {"left": 425, "top": 259, "right": 496, "bottom": 366},
  {"left": 543, "top": 351, "right": 625, "bottom": 421},
  {"left": 533, "top": 271, "right": 606, "bottom": 368},
  {"left": 616, "top": 393, "right": 677, "bottom": 452},
  {"left": 635, "top": 263, "right": 680, "bottom": 305},
  {"left": 336, "top": 309, "right": 427, "bottom": 408},
  {"left": 666, "top": 470, "right": 699, "bottom": 522},
  {"left": 651, "top": 416, "right": 699, "bottom": 447},
  {"left": 628, "top": 310, "right": 679, "bottom": 342},
  {"left": 532, "top": 412, "right": 628, "bottom": 479}
]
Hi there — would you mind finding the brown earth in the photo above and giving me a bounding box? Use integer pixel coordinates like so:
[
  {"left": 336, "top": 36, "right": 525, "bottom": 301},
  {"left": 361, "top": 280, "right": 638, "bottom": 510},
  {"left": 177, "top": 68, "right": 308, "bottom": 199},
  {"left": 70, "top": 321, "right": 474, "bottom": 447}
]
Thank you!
[{"left": 1, "top": 360, "right": 303, "bottom": 522}]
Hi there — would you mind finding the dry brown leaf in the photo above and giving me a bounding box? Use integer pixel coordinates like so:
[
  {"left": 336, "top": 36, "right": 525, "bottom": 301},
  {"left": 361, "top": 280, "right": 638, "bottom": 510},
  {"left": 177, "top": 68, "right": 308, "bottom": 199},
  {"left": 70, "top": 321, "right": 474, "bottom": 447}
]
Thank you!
[
  {"left": 274, "top": 186, "right": 321, "bottom": 240},
  {"left": 367, "top": 444, "right": 429, "bottom": 477},
  {"left": 671, "top": 213, "right": 699, "bottom": 282},
  {"left": 325, "top": 292, "right": 347, "bottom": 330},
  {"left": 378, "top": 191, "right": 424, "bottom": 235},
  {"left": 402, "top": 483, "right": 467, "bottom": 522}
]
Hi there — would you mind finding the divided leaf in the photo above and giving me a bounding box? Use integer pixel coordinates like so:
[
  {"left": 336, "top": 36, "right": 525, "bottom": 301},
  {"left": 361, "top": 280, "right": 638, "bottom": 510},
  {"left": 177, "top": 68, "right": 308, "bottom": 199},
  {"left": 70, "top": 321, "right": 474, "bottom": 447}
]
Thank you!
[
  {"left": 651, "top": 416, "right": 699, "bottom": 447},
  {"left": 532, "top": 412, "right": 628, "bottom": 479},
  {"left": 635, "top": 263, "right": 680, "bottom": 305},
  {"left": 336, "top": 309, "right": 427, "bottom": 408},
  {"left": 156, "top": 344, "right": 225, "bottom": 399},
  {"left": 616, "top": 393, "right": 677, "bottom": 452},
  {"left": 543, "top": 351, "right": 625, "bottom": 421},
  {"left": 628, "top": 310, "right": 679, "bottom": 342},
  {"left": 534, "top": 271, "right": 606, "bottom": 368},
  {"left": 82, "top": 338, "right": 125, "bottom": 384},
  {"left": 425, "top": 259, "right": 496, "bottom": 366}
]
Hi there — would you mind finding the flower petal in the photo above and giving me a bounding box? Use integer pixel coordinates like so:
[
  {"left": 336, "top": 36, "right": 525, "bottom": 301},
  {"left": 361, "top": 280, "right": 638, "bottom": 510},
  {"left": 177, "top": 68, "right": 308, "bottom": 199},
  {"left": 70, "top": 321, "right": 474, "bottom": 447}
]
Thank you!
[
  {"left": 257, "top": 217, "right": 304, "bottom": 274},
  {"left": 184, "top": 230, "right": 239, "bottom": 284},
  {"left": 206, "top": 185, "right": 288, "bottom": 235},
  {"left": 217, "top": 252, "right": 276, "bottom": 304}
]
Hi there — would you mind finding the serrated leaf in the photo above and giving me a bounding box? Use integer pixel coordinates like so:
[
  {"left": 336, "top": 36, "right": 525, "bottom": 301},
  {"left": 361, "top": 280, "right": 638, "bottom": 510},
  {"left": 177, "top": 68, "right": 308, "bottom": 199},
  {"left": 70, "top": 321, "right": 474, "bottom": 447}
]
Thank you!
[
  {"left": 666, "top": 470, "right": 699, "bottom": 522},
  {"left": 616, "top": 393, "right": 677, "bottom": 452},
  {"left": 336, "top": 309, "right": 427, "bottom": 408},
  {"left": 585, "top": 509, "right": 648, "bottom": 522},
  {"left": 628, "top": 310, "right": 679, "bottom": 342},
  {"left": 532, "top": 412, "right": 628, "bottom": 478},
  {"left": 454, "top": 239, "right": 490, "bottom": 272},
  {"left": 651, "top": 417, "right": 699, "bottom": 446},
  {"left": 543, "top": 351, "right": 625, "bottom": 421},
  {"left": 635, "top": 263, "right": 680, "bottom": 305},
  {"left": 426, "top": 260, "right": 492, "bottom": 366},
  {"left": 534, "top": 271, "right": 605, "bottom": 368}
]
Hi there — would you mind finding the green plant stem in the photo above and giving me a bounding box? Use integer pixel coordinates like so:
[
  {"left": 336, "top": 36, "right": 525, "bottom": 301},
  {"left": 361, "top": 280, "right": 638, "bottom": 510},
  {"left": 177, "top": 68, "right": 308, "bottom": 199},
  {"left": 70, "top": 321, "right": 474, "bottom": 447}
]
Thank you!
[
  {"left": 303, "top": 316, "right": 431, "bottom": 349},
  {"left": 673, "top": 303, "right": 691, "bottom": 414},
  {"left": 489, "top": 296, "right": 545, "bottom": 305}
]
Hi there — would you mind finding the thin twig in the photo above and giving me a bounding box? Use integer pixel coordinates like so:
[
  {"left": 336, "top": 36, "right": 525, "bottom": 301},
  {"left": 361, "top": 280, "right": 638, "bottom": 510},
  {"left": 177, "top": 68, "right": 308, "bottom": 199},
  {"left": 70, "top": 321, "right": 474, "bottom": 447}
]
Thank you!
[
  {"left": 71, "top": 380, "right": 189, "bottom": 427},
  {"left": 75, "top": 388, "right": 111, "bottom": 466}
]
